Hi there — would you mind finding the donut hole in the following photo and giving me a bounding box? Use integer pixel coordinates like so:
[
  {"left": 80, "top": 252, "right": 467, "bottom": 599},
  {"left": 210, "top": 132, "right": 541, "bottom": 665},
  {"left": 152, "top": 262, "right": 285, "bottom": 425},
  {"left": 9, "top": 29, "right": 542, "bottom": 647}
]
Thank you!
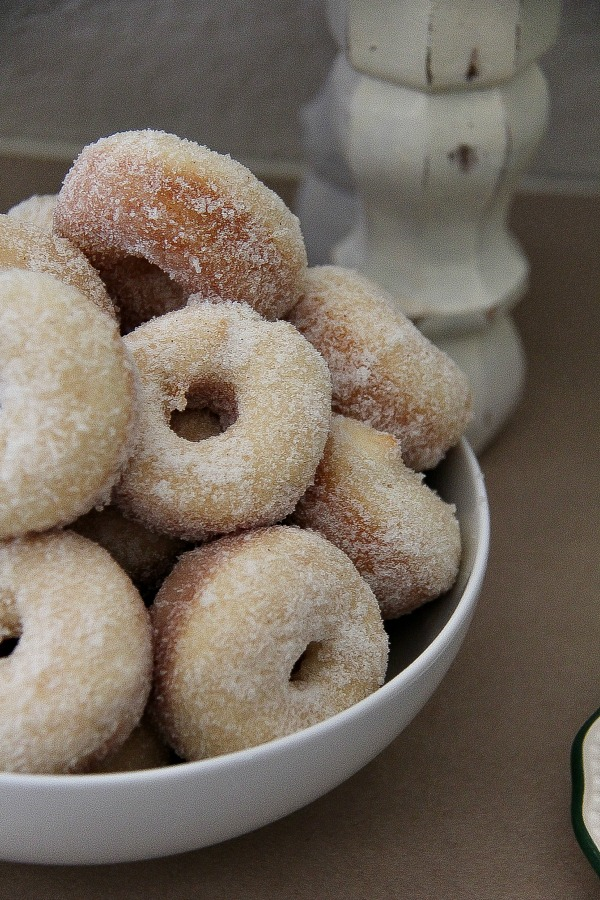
[
  {"left": 170, "top": 407, "right": 222, "bottom": 442},
  {"left": 0, "top": 635, "right": 19, "bottom": 658},
  {"left": 0, "top": 595, "right": 21, "bottom": 658},
  {"left": 289, "top": 641, "right": 326, "bottom": 686},
  {"left": 170, "top": 381, "right": 237, "bottom": 441}
]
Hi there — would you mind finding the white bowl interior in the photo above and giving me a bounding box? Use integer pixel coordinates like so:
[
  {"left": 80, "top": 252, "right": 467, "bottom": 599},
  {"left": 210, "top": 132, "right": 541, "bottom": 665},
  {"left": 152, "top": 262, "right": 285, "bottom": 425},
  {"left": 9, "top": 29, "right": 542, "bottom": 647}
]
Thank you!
[{"left": 0, "top": 439, "right": 489, "bottom": 866}]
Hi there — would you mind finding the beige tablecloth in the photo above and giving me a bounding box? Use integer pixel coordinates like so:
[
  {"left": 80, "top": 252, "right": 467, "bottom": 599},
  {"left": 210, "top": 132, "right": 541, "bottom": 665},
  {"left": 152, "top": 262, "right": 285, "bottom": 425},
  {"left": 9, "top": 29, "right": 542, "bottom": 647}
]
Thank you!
[{"left": 1, "top": 191, "right": 598, "bottom": 899}]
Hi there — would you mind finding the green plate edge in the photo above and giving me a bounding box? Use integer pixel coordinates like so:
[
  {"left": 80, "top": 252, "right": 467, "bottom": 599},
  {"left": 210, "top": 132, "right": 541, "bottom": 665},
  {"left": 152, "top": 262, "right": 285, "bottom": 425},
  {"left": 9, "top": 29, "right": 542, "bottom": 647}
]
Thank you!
[{"left": 571, "top": 705, "right": 600, "bottom": 877}]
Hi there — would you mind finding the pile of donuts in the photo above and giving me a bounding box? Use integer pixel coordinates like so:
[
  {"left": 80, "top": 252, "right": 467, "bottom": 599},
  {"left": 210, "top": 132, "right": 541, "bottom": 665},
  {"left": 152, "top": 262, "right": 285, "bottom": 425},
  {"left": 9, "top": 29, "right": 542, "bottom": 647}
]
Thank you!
[{"left": 0, "top": 130, "right": 472, "bottom": 774}]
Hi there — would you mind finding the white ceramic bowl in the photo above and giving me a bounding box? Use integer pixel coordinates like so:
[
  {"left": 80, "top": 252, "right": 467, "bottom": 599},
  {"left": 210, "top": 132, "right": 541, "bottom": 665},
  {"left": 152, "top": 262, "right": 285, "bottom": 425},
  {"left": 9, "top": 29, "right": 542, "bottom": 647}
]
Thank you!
[{"left": 0, "top": 439, "right": 489, "bottom": 866}]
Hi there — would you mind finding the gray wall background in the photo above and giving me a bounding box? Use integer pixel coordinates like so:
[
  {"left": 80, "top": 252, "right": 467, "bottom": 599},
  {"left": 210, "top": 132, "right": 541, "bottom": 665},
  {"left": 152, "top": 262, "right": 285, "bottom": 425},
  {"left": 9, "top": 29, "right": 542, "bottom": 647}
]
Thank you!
[{"left": 0, "top": 1, "right": 597, "bottom": 191}]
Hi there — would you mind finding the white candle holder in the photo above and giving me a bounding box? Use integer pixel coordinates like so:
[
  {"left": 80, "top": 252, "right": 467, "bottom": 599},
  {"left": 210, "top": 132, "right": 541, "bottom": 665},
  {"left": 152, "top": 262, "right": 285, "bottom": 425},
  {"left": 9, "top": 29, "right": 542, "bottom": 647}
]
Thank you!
[{"left": 297, "top": 0, "right": 560, "bottom": 452}]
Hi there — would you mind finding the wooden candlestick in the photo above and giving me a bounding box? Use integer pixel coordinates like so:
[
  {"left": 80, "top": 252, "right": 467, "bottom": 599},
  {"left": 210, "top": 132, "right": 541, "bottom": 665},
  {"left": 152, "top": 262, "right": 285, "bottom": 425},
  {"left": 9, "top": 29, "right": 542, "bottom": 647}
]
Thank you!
[{"left": 297, "top": 0, "right": 560, "bottom": 452}]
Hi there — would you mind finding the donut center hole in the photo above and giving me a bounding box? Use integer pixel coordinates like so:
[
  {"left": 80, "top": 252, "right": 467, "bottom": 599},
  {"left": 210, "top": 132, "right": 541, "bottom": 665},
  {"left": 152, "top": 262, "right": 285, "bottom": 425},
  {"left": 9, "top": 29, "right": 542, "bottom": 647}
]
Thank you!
[
  {"left": 289, "top": 641, "right": 324, "bottom": 684},
  {"left": 0, "top": 635, "right": 19, "bottom": 657},
  {"left": 170, "top": 381, "right": 237, "bottom": 441},
  {"left": 0, "top": 594, "right": 21, "bottom": 658}
]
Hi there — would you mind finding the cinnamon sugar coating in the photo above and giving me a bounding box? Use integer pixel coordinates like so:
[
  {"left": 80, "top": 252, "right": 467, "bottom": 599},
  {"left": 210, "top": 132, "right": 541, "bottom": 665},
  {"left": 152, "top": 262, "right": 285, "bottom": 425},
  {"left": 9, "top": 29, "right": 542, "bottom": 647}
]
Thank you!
[
  {"left": 287, "top": 265, "right": 472, "bottom": 471},
  {"left": 0, "top": 269, "right": 137, "bottom": 540},
  {"left": 114, "top": 300, "right": 331, "bottom": 541},
  {"left": 88, "top": 714, "right": 172, "bottom": 773},
  {"left": 7, "top": 193, "right": 58, "bottom": 234},
  {"left": 0, "top": 214, "right": 116, "bottom": 321},
  {"left": 150, "top": 525, "right": 388, "bottom": 760},
  {"left": 99, "top": 256, "right": 186, "bottom": 334},
  {"left": 73, "top": 505, "right": 189, "bottom": 595},
  {"left": 0, "top": 131, "right": 473, "bottom": 771},
  {"left": 0, "top": 531, "right": 152, "bottom": 773},
  {"left": 292, "top": 415, "right": 461, "bottom": 618},
  {"left": 54, "top": 130, "right": 307, "bottom": 321}
]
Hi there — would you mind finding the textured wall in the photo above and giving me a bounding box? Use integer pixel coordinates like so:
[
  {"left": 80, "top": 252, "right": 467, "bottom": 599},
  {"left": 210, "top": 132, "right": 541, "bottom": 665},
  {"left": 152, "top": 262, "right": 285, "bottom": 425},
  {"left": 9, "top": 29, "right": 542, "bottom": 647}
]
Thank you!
[
  {"left": 0, "top": 0, "right": 335, "bottom": 168},
  {"left": 534, "top": 0, "right": 599, "bottom": 188},
  {"left": 0, "top": 0, "right": 597, "bottom": 189}
]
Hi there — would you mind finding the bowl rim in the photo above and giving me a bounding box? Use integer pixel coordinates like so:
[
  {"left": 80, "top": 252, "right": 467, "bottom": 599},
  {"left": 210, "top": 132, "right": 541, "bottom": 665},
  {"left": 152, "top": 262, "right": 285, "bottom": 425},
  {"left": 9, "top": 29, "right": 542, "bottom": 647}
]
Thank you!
[{"left": 0, "top": 438, "right": 490, "bottom": 790}]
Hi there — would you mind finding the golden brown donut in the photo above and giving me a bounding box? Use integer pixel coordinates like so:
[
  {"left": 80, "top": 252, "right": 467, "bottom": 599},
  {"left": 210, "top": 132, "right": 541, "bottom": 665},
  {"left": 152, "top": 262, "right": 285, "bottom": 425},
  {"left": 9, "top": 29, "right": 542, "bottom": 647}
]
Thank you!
[
  {"left": 0, "top": 268, "right": 136, "bottom": 540},
  {"left": 114, "top": 300, "right": 332, "bottom": 542},
  {"left": 54, "top": 129, "right": 308, "bottom": 321},
  {"left": 287, "top": 265, "right": 472, "bottom": 470},
  {"left": 6, "top": 194, "right": 184, "bottom": 334},
  {"left": 7, "top": 193, "right": 57, "bottom": 233},
  {"left": 88, "top": 714, "right": 173, "bottom": 773},
  {"left": 292, "top": 415, "right": 461, "bottom": 618},
  {"left": 150, "top": 525, "right": 388, "bottom": 760},
  {"left": 0, "top": 531, "right": 152, "bottom": 774},
  {"left": 72, "top": 505, "right": 188, "bottom": 596},
  {"left": 0, "top": 213, "right": 116, "bottom": 321},
  {"left": 100, "top": 256, "right": 186, "bottom": 334}
]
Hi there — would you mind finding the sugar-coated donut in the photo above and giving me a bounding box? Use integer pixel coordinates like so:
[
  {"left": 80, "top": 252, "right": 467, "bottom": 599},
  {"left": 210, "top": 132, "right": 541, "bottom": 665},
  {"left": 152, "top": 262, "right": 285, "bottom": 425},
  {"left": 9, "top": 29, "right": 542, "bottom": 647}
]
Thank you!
[
  {"left": 54, "top": 129, "right": 308, "bottom": 321},
  {"left": 114, "top": 300, "right": 332, "bottom": 542},
  {"left": 101, "top": 256, "right": 186, "bottom": 334},
  {"left": 150, "top": 525, "right": 388, "bottom": 760},
  {"left": 88, "top": 715, "right": 172, "bottom": 773},
  {"left": 7, "top": 193, "right": 57, "bottom": 234},
  {"left": 5, "top": 196, "right": 185, "bottom": 334},
  {"left": 73, "top": 505, "right": 188, "bottom": 596},
  {"left": 0, "top": 531, "right": 152, "bottom": 774},
  {"left": 292, "top": 415, "right": 461, "bottom": 618},
  {"left": 287, "top": 265, "right": 472, "bottom": 471},
  {"left": 0, "top": 269, "right": 136, "bottom": 540},
  {"left": 0, "top": 213, "right": 116, "bottom": 321}
]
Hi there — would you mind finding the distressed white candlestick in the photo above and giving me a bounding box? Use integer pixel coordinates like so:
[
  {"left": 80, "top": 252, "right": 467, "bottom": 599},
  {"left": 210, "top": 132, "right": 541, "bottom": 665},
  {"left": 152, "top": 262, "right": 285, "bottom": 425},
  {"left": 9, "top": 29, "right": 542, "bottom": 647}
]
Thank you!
[{"left": 297, "top": 0, "right": 560, "bottom": 452}]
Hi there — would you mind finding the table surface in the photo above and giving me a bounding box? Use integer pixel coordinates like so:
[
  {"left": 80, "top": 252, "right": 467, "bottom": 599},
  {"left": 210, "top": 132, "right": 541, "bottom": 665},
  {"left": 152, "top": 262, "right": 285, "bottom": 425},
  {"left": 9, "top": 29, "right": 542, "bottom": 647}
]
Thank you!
[{"left": 0, "top": 189, "right": 598, "bottom": 898}]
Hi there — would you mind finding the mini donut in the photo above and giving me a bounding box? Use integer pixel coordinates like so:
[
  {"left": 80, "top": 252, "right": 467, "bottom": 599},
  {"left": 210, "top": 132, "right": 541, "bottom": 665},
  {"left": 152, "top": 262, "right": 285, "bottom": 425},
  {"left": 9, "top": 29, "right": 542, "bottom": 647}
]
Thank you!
[
  {"left": 0, "top": 268, "right": 136, "bottom": 540},
  {"left": 88, "top": 714, "right": 173, "bottom": 773},
  {"left": 54, "top": 129, "right": 308, "bottom": 321},
  {"left": 72, "top": 505, "right": 189, "bottom": 596},
  {"left": 113, "top": 300, "right": 332, "bottom": 542},
  {"left": 101, "top": 256, "right": 186, "bottom": 334},
  {"left": 5, "top": 196, "right": 186, "bottom": 334},
  {"left": 0, "top": 213, "right": 116, "bottom": 321},
  {"left": 287, "top": 265, "right": 472, "bottom": 470},
  {"left": 292, "top": 415, "right": 461, "bottom": 618},
  {"left": 7, "top": 193, "right": 57, "bottom": 234},
  {"left": 5, "top": 194, "right": 185, "bottom": 334},
  {"left": 150, "top": 525, "right": 388, "bottom": 760},
  {"left": 0, "top": 530, "right": 152, "bottom": 774}
]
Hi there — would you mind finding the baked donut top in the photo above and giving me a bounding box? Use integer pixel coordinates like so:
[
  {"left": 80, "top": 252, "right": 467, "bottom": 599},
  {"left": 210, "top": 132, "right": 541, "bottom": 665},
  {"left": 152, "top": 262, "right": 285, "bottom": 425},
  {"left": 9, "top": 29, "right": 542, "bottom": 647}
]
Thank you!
[
  {"left": 54, "top": 129, "right": 308, "bottom": 320},
  {"left": 0, "top": 214, "right": 116, "bottom": 321}
]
